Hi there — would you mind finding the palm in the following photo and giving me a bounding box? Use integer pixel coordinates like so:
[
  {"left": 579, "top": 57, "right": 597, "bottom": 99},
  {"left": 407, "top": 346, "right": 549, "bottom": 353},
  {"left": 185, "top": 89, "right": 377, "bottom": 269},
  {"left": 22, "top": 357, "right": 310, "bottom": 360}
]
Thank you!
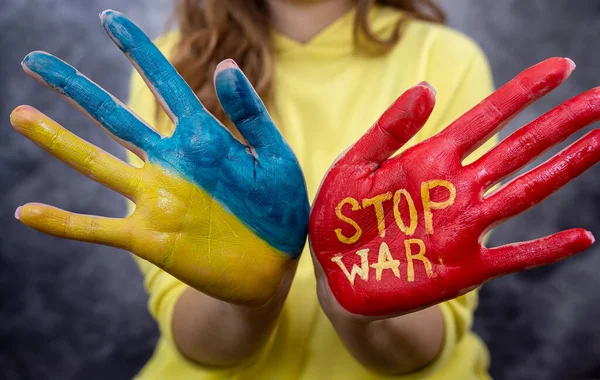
[
  {"left": 12, "top": 11, "right": 308, "bottom": 306},
  {"left": 310, "top": 59, "right": 600, "bottom": 317}
]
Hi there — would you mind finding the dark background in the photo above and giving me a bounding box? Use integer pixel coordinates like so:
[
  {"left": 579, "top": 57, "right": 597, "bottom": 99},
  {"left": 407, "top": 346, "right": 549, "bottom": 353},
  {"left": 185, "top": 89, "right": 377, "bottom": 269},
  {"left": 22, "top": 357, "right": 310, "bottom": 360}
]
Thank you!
[{"left": 1, "top": 1, "right": 599, "bottom": 379}]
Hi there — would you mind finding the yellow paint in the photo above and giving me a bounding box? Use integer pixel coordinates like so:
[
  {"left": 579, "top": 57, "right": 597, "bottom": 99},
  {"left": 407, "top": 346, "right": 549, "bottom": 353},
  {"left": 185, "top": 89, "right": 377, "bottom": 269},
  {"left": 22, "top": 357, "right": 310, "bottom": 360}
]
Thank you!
[
  {"left": 404, "top": 238, "right": 433, "bottom": 282},
  {"left": 125, "top": 21, "right": 500, "bottom": 378},
  {"left": 421, "top": 179, "right": 456, "bottom": 234},
  {"left": 12, "top": 107, "right": 289, "bottom": 306},
  {"left": 10, "top": 105, "right": 138, "bottom": 198},
  {"left": 362, "top": 192, "right": 392, "bottom": 238},
  {"left": 393, "top": 189, "right": 417, "bottom": 236},
  {"left": 334, "top": 197, "right": 363, "bottom": 244},
  {"left": 369, "top": 241, "right": 400, "bottom": 281},
  {"left": 331, "top": 249, "right": 370, "bottom": 285}
]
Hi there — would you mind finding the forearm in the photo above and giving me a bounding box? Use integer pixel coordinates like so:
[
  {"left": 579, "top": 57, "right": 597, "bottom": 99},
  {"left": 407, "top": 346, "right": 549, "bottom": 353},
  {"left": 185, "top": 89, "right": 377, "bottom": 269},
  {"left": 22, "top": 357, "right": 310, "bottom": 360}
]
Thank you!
[
  {"left": 329, "top": 305, "right": 445, "bottom": 375},
  {"left": 171, "top": 289, "right": 280, "bottom": 367},
  {"left": 172, "top": 264, "right": 296, "bottom": 367}
]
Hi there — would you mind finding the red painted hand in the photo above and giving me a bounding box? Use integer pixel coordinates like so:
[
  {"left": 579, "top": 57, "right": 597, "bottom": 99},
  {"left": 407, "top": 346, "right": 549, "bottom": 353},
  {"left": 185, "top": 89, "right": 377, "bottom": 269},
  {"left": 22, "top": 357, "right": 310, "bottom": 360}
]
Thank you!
[{"left": 309, "top": 58, "right": 600, "bottom": 317}]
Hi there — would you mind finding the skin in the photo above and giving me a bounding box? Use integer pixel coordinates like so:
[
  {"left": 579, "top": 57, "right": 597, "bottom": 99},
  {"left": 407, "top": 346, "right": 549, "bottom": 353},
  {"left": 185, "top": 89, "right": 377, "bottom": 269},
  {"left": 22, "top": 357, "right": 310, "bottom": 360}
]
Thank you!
[
  {"left": 176, "top": 0, "right": 447, "bottom": 371},
  {"left": 12, "top": 1, "right": 443, "bottom": 374},
  {"left": 12, "top": 10, "right": 309, "bottom": 367},
  {"left": 268, "top": 0, "right": 447, "bottom": 373},
  {"left": 310, "top": 59, "right": 600, "bottom": 374},
  {"left": 310, "top": 60, "right": 600, "bottom": 316},
  {"left": 267, "top": 0, "right": 354, "bottom": 43},
  {"left": 13, "top": 3, "right": 600, "bottom": 377}
]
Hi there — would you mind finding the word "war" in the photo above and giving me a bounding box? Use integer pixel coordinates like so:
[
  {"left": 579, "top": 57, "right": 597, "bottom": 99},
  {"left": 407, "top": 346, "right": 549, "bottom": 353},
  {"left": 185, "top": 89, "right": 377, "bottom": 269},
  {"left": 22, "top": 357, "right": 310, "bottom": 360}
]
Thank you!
[{"left": 331, "top": 180, "right": 456, "bottom": 285}]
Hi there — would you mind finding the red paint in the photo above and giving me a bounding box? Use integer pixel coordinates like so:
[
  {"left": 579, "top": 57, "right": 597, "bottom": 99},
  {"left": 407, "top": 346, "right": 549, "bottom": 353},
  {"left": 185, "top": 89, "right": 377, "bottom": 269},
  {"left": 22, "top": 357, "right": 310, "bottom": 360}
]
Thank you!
[{"left": 309, "top": 58, "right": 600, "bottom": 316}]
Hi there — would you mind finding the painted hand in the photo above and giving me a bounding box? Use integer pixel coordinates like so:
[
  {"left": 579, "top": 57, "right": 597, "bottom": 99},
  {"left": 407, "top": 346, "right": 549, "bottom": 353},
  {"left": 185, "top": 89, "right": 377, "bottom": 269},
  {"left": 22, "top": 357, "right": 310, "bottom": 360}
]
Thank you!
[
  {"left": 310, "top": 58, "right": 600, "bottom": 316},
  {"left": 12, "top": 11, "right": 309, "bottom": 306}
]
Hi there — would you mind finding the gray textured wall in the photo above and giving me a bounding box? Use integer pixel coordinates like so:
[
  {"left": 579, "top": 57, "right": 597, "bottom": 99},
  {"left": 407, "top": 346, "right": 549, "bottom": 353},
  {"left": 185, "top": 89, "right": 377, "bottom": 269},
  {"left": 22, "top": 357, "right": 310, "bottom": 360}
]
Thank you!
[
  {"left": 1, "top": 1, "right": 599, "bottom": 379},
  {"left": 441, "top": 1, "right": 600, "bottom": 379},
  {"left": 0, "top": 1, "right": 170, "bottom": 379}
]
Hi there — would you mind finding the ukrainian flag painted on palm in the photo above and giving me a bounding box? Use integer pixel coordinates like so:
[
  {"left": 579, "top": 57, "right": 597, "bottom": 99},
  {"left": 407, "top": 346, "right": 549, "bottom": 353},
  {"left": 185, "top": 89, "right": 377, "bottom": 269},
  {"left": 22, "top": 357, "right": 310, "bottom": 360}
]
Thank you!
[{"left": 12, "top": 10, "right": 309, "bottom": 305}]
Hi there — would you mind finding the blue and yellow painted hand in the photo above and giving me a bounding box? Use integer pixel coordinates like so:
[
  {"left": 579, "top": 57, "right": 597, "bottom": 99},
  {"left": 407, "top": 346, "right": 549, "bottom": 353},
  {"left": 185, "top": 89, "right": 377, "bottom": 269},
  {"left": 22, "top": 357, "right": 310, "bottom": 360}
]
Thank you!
[{"left": 11, "top": 10, "right": 309, "bottom": 305}]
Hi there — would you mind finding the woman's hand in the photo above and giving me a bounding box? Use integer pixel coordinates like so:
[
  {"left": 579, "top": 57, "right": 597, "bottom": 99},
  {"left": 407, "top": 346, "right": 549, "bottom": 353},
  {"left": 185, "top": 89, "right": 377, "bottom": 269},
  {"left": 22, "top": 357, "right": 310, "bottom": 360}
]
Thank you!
[
  {"left": 310, "top": 57, "right": 600, "bottom": 318},
  {"left": 12, "top": 10, "right": 309, "bottom": 307}
]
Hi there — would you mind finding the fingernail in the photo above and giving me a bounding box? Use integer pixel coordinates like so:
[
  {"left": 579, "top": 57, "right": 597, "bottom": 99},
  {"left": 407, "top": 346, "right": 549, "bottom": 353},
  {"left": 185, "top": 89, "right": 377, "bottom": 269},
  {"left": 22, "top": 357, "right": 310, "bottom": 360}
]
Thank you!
[
  {"left": 417, "top": 81, "right": 436, "bottom": 95},
  {"left": 216, "top": 59, "right": 239, "bottom": 72},
  {"left": 14, "top": 206, "right": 22, "bottom": 220},
  {"left": 99, "top": 9, "right": 114, "bottom": 18},
  {"left": 565, "top": 57, "right": 576, "bottom": 73},
  {"left": 586, "top": 230, "right": 595, "bottom": 244}
]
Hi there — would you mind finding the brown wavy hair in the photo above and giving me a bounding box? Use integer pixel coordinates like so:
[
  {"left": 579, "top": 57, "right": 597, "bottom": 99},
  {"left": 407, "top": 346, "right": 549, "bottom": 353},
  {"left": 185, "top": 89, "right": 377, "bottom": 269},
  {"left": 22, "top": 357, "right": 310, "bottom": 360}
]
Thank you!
[{"left": 169, "top": 0, "right": 445, "bottom": 126}]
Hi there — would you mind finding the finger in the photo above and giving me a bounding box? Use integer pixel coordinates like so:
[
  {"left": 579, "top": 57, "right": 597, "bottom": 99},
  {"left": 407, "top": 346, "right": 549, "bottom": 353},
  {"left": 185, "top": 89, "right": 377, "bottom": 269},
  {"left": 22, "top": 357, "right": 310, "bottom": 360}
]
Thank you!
[
  {"left": 10, "top": 105, "right": 139, "bottom": 199},
  {"left": 484, "top": 129, "right": 600, "bottom": 222},
  {"left": 471, "top": 87, "right": 600, "bottom": 187},
  {"left": 21, "top": 51, "right": 161, "bottom": 160},
  {"left": 439, "top": 57, "right": 575, "bottom": 158},
  {"left": 483, "top": 229, "right": 593, "bottom": 278},
  {"left": 100, "top": 10, "right": 205, "bottom": 124},
  {"left": 214, "top": 59, "right": 286, "bottom": 154},
  {"left": 339, "top": 82, "right": 436, "bottom": 167},
  {"left": 16, "top": 203, "right": 131, "bottom": 250}
]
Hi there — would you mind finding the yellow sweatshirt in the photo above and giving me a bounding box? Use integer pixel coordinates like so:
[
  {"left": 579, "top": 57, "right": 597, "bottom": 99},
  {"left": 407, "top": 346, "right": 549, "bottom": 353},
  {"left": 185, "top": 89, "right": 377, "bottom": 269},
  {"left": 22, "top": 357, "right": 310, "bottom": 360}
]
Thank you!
[{"left": 127, "top": 5, "right": 497, "bottom": 379}]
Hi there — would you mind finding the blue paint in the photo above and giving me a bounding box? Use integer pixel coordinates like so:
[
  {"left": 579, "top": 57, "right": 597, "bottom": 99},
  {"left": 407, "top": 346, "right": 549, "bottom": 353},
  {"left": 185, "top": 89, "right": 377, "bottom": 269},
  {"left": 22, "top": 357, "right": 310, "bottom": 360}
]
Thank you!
[
  {"left": 157, "top": 108, "right": 309, "bottom": 256},
  {"left": 215, "top": 68, "right": 287, "bottom": 153},
  {"left": 101, "top": 10, "right": 202, "bottom": 122},
  {"left": 22, "top": 52, "right": 161, "bottom": 153},
  {"left": 23, "top": 10, "right": 309, "bottom": 256},
  {"left": 153, "top": 64, "right": 309, "bottom": 256}
]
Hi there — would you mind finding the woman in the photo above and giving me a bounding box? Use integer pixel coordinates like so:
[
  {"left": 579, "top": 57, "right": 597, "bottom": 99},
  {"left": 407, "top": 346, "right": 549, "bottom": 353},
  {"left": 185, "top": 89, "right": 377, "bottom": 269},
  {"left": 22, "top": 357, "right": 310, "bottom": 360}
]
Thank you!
[
  {"left": 11, "top": 0, "right": 599, "bottom": 379},
  {"left": 127, "top": 1, "right": 497, "bottom": 377}
]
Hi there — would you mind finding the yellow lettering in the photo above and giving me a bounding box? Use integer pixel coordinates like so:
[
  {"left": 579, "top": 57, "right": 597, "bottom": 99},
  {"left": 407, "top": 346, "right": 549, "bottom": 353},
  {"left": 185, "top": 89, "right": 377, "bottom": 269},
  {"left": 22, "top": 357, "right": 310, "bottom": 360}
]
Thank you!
[
  {"left": 421, "top": 180, "right": 456, "bottom": 234},
  {"left": 331, "top": 249, "right": 370, "bottom": 285},
  {"left": 362, "top": 192, "right": 392, "bottom": 238},
  {"left": 370, "top": 242, "right": 400, "bottom": 281},
  {"left": 404, "top": 239, "right": 433, "bottom": 282},
  {"left": 335, "top": 197, "right": 362, "bottom": 244},
  {"left": 393, "top": 189, "right": 417, "bottom": 236}
]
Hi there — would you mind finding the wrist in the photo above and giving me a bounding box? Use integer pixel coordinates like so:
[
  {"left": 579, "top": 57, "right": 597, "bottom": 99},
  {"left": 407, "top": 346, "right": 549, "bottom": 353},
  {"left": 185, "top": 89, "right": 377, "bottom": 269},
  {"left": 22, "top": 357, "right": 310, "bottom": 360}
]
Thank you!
[
  {"left": 230, "top": 258, "right": 298, "bottom": 320},
  {"left": 228, "top": 294, "right": 286, "bottom": 322},
  {"left": 316, "top": 274, "right": 386, "bottom": 327},
  {"left": 329, "top": 306, "right": 445, "bottom": 376},
  {"left": 315, "top": 273, "right": 444, "bottom": 375}
]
